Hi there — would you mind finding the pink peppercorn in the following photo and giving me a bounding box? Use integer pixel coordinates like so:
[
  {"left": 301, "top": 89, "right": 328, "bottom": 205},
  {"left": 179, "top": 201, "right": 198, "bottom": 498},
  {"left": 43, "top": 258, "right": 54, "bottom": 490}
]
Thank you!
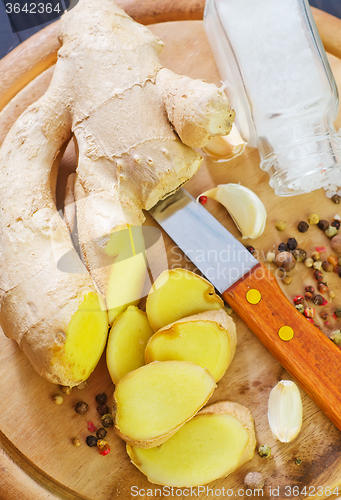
[
  {"left": 293, "top": 295, "right": 304, "bottom": 305},
  {"left": 306, "top": 318, "right": 315, "bottom": 324},
  {"left": 304, "top": 307, "right": 315, "bottom": 319},
  {"left": 99, "top": 444, "right": 110, "bottom": 456},
  {"left": 321, "top": 299, "right": 328, "bottom": 306},
  {"left": 87, "top": 422, "right": 97, "bottom": 433},
  {"left": 316, "top": 247, "right": 327, "bottom": 253},
  {"left": 199, "top": 195, "right": 207, "bottom": 204}
]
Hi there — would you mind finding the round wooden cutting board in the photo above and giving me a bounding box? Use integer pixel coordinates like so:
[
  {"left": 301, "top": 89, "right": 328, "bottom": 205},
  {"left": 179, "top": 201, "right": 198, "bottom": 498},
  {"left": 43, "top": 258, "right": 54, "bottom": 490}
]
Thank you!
[{"left": 1, "top": 4, "right": 341, "bottom": 500}]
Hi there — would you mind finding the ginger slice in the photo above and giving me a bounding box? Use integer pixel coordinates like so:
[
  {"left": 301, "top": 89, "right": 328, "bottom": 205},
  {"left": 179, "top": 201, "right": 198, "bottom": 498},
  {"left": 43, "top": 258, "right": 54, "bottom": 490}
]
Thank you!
[
  {"left": 107, "top": 306, "right": 154, "bottom": 384},
  {"left": 114, "top": 360, "right": 216, "bottom": 448},
  {"left": 127, "top": 401, "right": 256, "bottom": 487},
  {"left": 146, "top": 268, "right": 223, "bottom": 332},
  {"left": 145, "top": 309, "right": 236, "bottom": 382}
]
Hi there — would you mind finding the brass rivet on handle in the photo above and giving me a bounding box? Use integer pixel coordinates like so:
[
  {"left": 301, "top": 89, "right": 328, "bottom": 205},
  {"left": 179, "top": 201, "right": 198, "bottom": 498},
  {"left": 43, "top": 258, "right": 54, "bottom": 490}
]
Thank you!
[
  {"left": 246, "top": 289, "right": 262, "bottom": 305},
  {"left": 279, "top": 326, "right": 294, "bottom": 341}
]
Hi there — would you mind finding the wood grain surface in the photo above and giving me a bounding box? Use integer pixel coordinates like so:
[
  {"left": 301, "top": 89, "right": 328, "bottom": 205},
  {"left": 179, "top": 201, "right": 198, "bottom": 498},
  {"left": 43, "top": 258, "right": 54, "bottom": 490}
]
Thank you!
[{"left": 1, "top": 11, "right": 341, "bottom": 500}]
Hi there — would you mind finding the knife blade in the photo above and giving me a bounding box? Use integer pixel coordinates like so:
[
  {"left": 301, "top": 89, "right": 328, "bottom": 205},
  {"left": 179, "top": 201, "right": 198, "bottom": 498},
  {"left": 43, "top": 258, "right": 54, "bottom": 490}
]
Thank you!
[{"left": 150, "top": 188, "right": 341, "bottom": 433}]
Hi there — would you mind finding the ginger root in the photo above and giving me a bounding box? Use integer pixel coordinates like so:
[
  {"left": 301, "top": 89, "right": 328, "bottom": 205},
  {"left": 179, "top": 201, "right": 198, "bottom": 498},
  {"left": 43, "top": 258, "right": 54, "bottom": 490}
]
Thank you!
[{"left": 0, "top": 0, "right": 234, "bottom": 384}]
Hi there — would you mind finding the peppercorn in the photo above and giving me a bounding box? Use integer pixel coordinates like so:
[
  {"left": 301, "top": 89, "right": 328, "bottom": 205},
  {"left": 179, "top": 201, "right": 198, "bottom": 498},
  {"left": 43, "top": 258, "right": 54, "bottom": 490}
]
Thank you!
[
  {"left": 295, "top": 304, "right": 305, "bottom": 314},
  {"left": 293, "top": 295, "right": 304, "bottom": 305},
  {"left": 97, "top": 439, "right": 108, "bottom": 450},
  {"left": 326, "top": 226, "right": 338, "bottom": 239},
  {"left": 77, "top": 381, "right": 88, "bottom": 390},
  {"left": 295, "top": 457, "right": 302, "bottom": 466},
  {"left": 86, "top": 436, "right": 98, "bottom": 447},
  {"left": 298, "top": 221, "right": 309, "bottom": 233},
  {"left": 278, "top": 242, "right": 287, "bottom": 252},
  {"left": 243, "top": 472, "right": 265, "bottom": 490},
  {"left": 331, "top": 219, "right": 341, "bottom": 230},
  {"left": 304, "top": 307, "right": 315, "bottom": 318},
  {"left": 304, "top": 258, "right": 314, "bottom": 268},
  {"left": 331, "top": 194, "right": 341, "bottom": 204},
  {"left": 96, "top": 427, "right": 107, "bottom": 439},
  {"left": 308, "top": 214, "right": 320, "bottom": 225},
  {"left": 330, "top": 330, "right": 341, "bottom": 346},
  {"left": 312, "top": 295, "right": 324, "bottom": 306},
  {"left": 246, "top": 245, "right": 256, "bottom": 254},
  {"left": 330, "top": 291, "right": 336, "bottom": 299},
  {"left": 258, "top": 445, "right": 271, "bottom": 458},
  {"left": 305, "top": 292, "right": 313, "bottom": 301},
  {"left": 72, "top": 438, "right": 81, "bottom": 447},
  {"left": 266, "top": 250, "right": 276, "bottom": 263},
  {"left": 95, "top": 393, "right": 108, "bottom": 405},
  {"left": 322, "top": 261, "right": 334, "bottom": 272},
  {"left": 311, "top": 251, "right": 320, "bottom": 261},
  {"left": 313, "top": 260, "right": 322, "bottom": 271},
  {"left": 99, "top": 444, "right": 111, "bottom": 456},
  {"left": 320, "top": 311, "right": 329, "bottom": 320},
  {"left": 275, "top": 220, "right": 287, "bottom": 231},
  {"left": 87, "top": 422, "right": 97, "bottom": 433},
  {"left": 292, "top": 249, "right": 306, "bottom": 262},
  {"left": 305, "top": 286, "right": 315, "bottom": 294},
  {"left": 334, "top": 308, "right": 341, "bottom": 318},
  {"left": 287, "top": 238, "right": 298, "bottom": 251},
  {"left": 274, "top": 251, "right": 296, "bottom": 272},
  {"left": 198, "top": 195, "right": 207, "bottom": 204},
  {"left": 101, "top": 413, "right": 114, "bottom": 428},
  {"left": 318, "top": 220, "right": 329, "bottom": 231},
  {"left": 313, "top": 269, "right": 323, "bottom": 282},
  {"left": 61, "top": 386, "right": 72, "bottom": 395},
  {"left": 331, "top": 235, "right": 341, "bottom": 254},
  {"left": 53, "top": 394, "right": 64, "bottom": 405},
  {"left": 282, "top": 276, "right": 292, "bottom": 285},
  {"left": 318, "top": 283, "right": 329, "bottom": 294},
  {"left": 97, "top": 404, "right": 109, "bottom": 416},
  {"left": 334, "top": 265, "right": 341, "bottom": 276},
  {"left": 75, "top": 401, "right": 88, "bottom": 415}
]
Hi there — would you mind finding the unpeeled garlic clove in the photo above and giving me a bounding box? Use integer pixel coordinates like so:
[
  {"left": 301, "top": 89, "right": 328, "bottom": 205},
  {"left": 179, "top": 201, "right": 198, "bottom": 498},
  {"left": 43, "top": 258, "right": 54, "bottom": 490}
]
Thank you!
[
  {"left": 202, "top": 123, "right": 246, "bottom": 161},
  {"left": 268, "top": 380, "right": 303, "bottom": 443},
  {"left": 197, "top": 183, "right": 267, "bottom": 239}
]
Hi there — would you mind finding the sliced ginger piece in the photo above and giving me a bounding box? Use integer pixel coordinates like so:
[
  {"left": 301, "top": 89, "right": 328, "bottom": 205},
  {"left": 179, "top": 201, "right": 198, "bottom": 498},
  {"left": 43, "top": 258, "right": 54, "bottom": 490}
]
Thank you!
[
  {"left": 107, "top": 306, "right": 154, "bottom": 384},
  {"left": 114, "top": 360, "right": 216, "bottom": 448},
  {"left": 146, "top": 268, "right": 223, "bottom": 332},
  {"left": 145, "top": 309, "right": 236, "bottom": 382},
  {"left": 127, "top": 401, "right": 256, "bottom": 487}
]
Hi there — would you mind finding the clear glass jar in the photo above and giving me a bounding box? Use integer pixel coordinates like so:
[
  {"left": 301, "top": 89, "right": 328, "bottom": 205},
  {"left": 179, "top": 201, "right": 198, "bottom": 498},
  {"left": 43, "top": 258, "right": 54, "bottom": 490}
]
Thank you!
[{"left": 204, "top": 0, "right": 341, "bottom": 196}]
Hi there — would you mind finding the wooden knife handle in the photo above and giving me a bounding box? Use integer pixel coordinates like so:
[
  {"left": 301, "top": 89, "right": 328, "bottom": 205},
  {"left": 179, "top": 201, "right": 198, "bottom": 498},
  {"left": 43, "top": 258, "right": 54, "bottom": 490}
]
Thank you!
[{"left": 223, "top": 262, "right": 341, "bottom": 431}]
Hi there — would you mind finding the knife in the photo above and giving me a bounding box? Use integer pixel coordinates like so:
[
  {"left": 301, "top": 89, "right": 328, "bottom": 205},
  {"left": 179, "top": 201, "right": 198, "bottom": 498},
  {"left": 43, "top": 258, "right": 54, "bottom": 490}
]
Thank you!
[{"left": 149, "top": 188, "right": 341, "bottom": 432}]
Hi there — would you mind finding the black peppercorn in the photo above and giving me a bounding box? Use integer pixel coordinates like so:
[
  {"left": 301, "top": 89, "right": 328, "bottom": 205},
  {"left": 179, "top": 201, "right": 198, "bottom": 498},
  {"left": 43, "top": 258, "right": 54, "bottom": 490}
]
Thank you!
[
  {"left": 312, "top": 295, "right": 324, "bottom": 306},
  {"left": 305, "top": 286, "right": 315, "bottom": 294},
  {"left": 75, "top": 401, "right": 88, "bottom": 415},
  {"left": 96, "top": 427, "right": 107, "bottom": 439},
  {"left": 322, "top": 261, "right": 334, "bottom": 272},
  {"left": 86, "top": 435, "right": 98, "bottom": 447},
  {"left": 246, "top": 245, "right": 255, "bottom": 254},
  {"left": 101, "top": 413, "right": 114, "bottom": 428},
  {"left": 97, "top": 404, "right": 109, "bottom": 416},
  {"left": 298, "top": 221, "right": 309, "bottom": 233},
  {"left": 313, "top": 269, "right": 324, "bottom": 282},
  {"left": 317, "top": 220, "right": 329, "bottom": 231},
  {"left": 331, "top": 194, "right": 341, "bottom": 204},
  {"left": 331, "top": 219, "right": 341, "bottom": 230},
  {"left": 278, "top": 242, "right": 287, "bottom": 252},
  {"left": 95, "top": 393, "right": 107, "bottom": 405},
  {"left": 287, "top": 238, "right": 298, "bottom": 251},
  {"left": 292, "top": 248, "right": 306, "bottom": 262}
]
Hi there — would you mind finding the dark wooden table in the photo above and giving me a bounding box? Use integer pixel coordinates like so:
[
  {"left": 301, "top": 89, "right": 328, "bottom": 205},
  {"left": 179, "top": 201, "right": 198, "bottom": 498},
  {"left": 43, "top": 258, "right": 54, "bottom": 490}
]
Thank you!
[{"left": 0, "top": 0, "right": 341, "bottom": 61}]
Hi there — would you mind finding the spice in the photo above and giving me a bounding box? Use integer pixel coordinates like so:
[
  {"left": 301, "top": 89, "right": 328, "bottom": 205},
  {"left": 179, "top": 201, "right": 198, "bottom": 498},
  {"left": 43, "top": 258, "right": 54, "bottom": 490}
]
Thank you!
[
  {"left": 275, "top": 220, "right": 287, "bottom": 231},
  {"left": 304, "top": 258, "right": 314, "bottom": 268},
  {"left": 334, "top": 266, "right": 341, "bottom": 276},
  {"left": 316, "top": 246, "right": 327, "bottom": 253},
  {"left": 308, "top": 214, "right": 320, "bottom": 225},
  {"left": 331, "top": 235, "right": 341, "bottom": 254},
  {"left": 96, "top": 427, "right": 107, "bottom": 439},
  {"left": 97, "top": 404, "right": 109, "bottom": 416},
  {"left": 292, "top": 249, "right": 306, "bottom": 262},
  {"left": 95, "top": 393, "right": 108, "bottom": 405},
  {"left": 278, "top": 242, "right": 287, "bottom": 252},
  {"left": 243, "top": 472, "right": 265, "bottom": 490},
  {"left": 75, "top": 401, "right": 89, "bottom": 415},
  {"left": 274, "top": 252, "right": 296, "bottom": 272},
  {"left": 334, "top": 308, "right": 341, "bottom": 318},
  {"left": 72, "top": 438, "right": 81, "bottom": 447},
  {"left": 330, "top": 291, "right": 336, "bottom": 299},
  {"left": 295, "top": 304, "right": 305, "bottom": 314},
  {"left": 258, "top": 445, "right": 271, "bottom": 458},
  {"left": 313, "top": 269, "right": 323, "bottom": 282},
  {"left": 101, "top": 413, "right": 114, "bottom": 428},
  {"left": 311, "top": 251, "right": 320, "bottom": 261},
  {"left": 318, "top": 283, "right": 329, "bottom": 294},
  {"left": 61, "top": 386, "right": 72, "bottom": 395},
  {"left": 328, "top": 255, "right": 339, "bottom": 266},
  {"left": 312, "top": 295, "right": 324, "bottom": 306},
  {"left": 293, "top": 295, "right": 304, "bottom": 305},
  {"left": 77, "top": 381, "right": 88, "bottom": 390},
  {"left": 331, "top": 220, "right": 341, "bottom": 230},
  {"left": 295, "top": 457, "right": 302, "bottom": 466},
  {"left": 298, "top": 221, "right": 309, "bottom": 233},
  {"left": 266, "top": 250, "right": 276, "bottom": 263},
  {"left": 287, "top": 238, "right": 298, "bottom": 251},
  {"left": 330, "top": 330, "right": 341, "bottom": 346},
  {"left": 86, "top": 435, "right": 98, "bottom": 447},
  {"left": 198, "top": 195, "right": 208, "bottom": 204},
  {"left": 305, "top": 286, "right": 315, "bottom": 294},
  {"left": 331, "top": 194, "right": 341, "bottom": 204},
  {"left": 99, "top": 444, "right": 111, "bottom": 456},
  {"left": 313, "top": 260, "right": 322, "bottom": 271},
  {"left": 246, "top": 245, "right": 256, "bottom": 254},
  {"left": 282, "top": 276, "right": 292, "bottom": 285},
  {"left": 87, "top": 422, "right": 97, "bottom": 433},
  {"left": 320, "top": 311, "right": 328, "bottom": 320},
  {"left": 53, "top": 394, "right": 64, "bottom": 405},
  {"left": 97, "top": 439, "right": 108, "bottom": 450},
  {"left": 322, "top": 261, "right": 334, "bottom": 272},
  {"left": 326, "top": 226, "right": 338, "bottom": 238},
  {"left": 304, "top": 307, "right": 315, "bottom": 318},
  {"left": 318, "top": 220, "right": 329, "bottom": 231}
]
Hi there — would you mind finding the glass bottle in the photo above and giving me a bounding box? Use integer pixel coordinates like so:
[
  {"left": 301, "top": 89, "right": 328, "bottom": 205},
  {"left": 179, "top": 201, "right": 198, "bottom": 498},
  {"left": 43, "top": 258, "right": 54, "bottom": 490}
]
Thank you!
[{"left": 204, "top": 0, "right": 341, "bottom": 196}]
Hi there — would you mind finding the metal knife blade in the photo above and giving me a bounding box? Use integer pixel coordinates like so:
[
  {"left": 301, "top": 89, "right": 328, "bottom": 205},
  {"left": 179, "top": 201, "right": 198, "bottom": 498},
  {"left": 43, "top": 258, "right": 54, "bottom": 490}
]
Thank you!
[{"left": 149, "top": 188, "right": 258, "bottom": 293}]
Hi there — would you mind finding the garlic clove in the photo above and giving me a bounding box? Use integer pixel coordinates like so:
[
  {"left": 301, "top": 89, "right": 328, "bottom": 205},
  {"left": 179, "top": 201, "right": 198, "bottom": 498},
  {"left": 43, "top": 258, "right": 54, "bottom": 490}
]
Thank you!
[
  {"left": 268, "top": 380, "right": 303, "bottom": 443},
  {"left": 197, "top": 183, "right": 267, "bottom": 239},
  {"left": 202, "top": 123, "right": 246, "bottom": 161}
]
